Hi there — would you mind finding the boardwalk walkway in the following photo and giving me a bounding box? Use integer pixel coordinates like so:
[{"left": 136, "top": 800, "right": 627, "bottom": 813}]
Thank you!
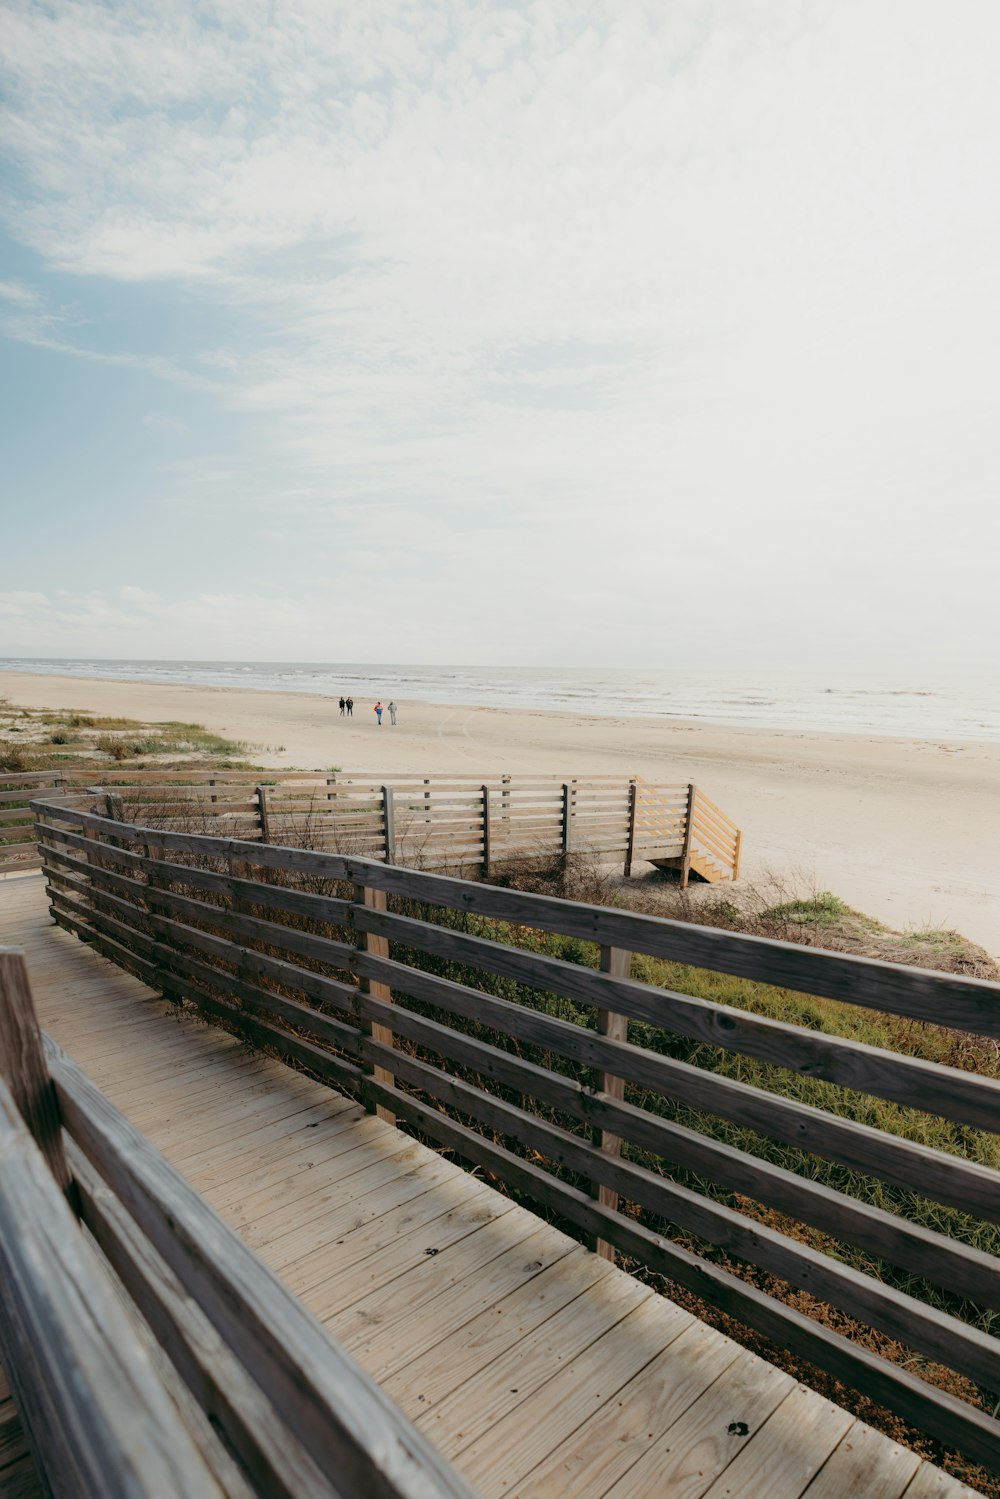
[{"left": 0, "top": 871, "right": 982, "bottom": 1499}]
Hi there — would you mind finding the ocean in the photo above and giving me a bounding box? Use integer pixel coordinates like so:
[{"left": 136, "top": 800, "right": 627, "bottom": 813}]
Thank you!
[{"left": 1, "top": 658, "right": 997, "bottom": 742}]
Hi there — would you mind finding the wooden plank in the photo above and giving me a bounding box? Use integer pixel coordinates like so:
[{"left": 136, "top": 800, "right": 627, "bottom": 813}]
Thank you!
[
  {"left": 256, "top": 785, "right": 270, "bottom": 842},
  {"left": 798, "top": 1420, "right": 921, "bottom": 1499},
  {"left": 0, "top": 1451, "right": 46, "bottom": 1498},
  {"left": 597, "top": 1346, "right": 795, "bottom": 1499},
  {"left": 692, "top": 785, "right": 740, "bottom": 829},
  {"left": 901, "top": 1463, "right": 984, "bottom": 1496},
  {"left": 679, "top": 783, "right": 696, "bottom": 889},
  {"left": 45, "top": 851, "right": 1000, "bottom": 1298},
  {"left": 359, "top": 884, "right": 394, "bottom": 1125},
  {"left": 414, "top": 1253, "right": 654, "bottom": 1454},
  {"left": 248, "top": 1148, "right": 457, "bottom": 1275},
  {"left": 346, "top": 1222, "right": 573, "bottom": 1387},
  {"left": 481, "top": 786, "right": 491, "bottom": 878},
  {"left": 383, "top": 785, "right": 396, "bottom": 865},
  {"left": 369, "top": 1078, "right": 1000, "bottom": 1470},
  {"left": 380, "top": 1247, "right": 611, "bottom": 1418},
  {"left": 332, "top": 1212, "right": 547, "bottom": 1374},
  {"left": 624, "top": 779, "right": 637, "bottom": 878},
  {"left": 0, "top": 827, "right": 34, "bottom": 844},
  {"left": 353, "top": 904, "right": 1000, "bottom": 1141},
  {"left": 70, "top": 1148, "right": 341, "bottom": 1499},
  {"left": 697, "top": 1383, "right": 855, "bottom": 1499},
  {"left": 364, "top": 1042, "right": 1000, "bottom": 1395},
  {"left": 0, "top": 773, "right": 63, "bottom": 788},
  {"left": 35, "top": 812, "right": 985, "bottom": 1037},
  {"left": 457, "top": 1292, "right": 692, "bottom": 1487},
  {"left": 513, "top": 1321, "right": 754, "bottom": 1499},
  {"left": 43, "top": 1037, "right": 481, "bottom": 1499},
  {"left": 690, "top": 819, "right": 738, "bottom": 866},
  {"left": 0, "top": 1079, "right": 229, "bottom": 1499},
  {"left": 294, "top": 1176, "right": 513, "bottom": 1314},
  {"left": 594, "top": 943, "right": 630, "bottom": 1262},
  {"left": 0, "top": 951, "right": 71, "bottom": 1193},
  {"left": 691, "top": 794, "right": 739, "bottom": 841}
]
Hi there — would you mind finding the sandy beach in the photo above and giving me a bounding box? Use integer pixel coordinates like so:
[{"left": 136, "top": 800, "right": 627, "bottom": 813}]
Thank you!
[{"left": 3, "top": 668, "right": 998, "bottom": 959}]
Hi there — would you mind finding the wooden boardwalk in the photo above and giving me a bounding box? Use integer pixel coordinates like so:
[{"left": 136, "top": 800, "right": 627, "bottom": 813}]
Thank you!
[{"left": 0, "top": 871, "right": 982, "bottom": 1499}]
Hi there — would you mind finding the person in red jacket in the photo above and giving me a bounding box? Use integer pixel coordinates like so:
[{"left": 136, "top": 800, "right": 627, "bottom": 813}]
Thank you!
[{"left": 374, "top": 702, "right": 383, "bottom": 725}]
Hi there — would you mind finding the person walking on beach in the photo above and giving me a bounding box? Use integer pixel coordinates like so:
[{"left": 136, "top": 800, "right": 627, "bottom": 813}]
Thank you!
[
  {"left": 339, "top": 696, "right": 345, "bottom": 716},
  {"left": 374, "top": 701, "right": 383, "bottom": 725},
  {"left": 346, "top": 697, "right": 353, "bottom": 716},
  {"left": 388, "top": 701, "right": 397, "bottom": 726}
]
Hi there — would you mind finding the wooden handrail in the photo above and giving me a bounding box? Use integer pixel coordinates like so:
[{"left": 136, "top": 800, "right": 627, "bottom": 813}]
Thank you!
[
  {"left": 0, "top": 948, "right": 481, "bottom": 1499},
  {"left": 48, "top": 771, "right": 743, "bottom": 883},
  {"left": 27, "top": 801, "right": 1000, "bottom": 1470},
  {"left": 30, "top": 802, "right": 999, "bottom": 1035}
]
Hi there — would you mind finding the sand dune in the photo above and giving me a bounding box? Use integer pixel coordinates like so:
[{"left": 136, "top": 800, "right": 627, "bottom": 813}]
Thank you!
[{"left": 3, "top": 668, "right": 998, "bottom": 958}]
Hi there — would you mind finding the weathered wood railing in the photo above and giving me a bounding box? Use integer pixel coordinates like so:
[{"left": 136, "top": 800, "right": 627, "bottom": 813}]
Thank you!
[
  {"left": 2, "top": 767, "right": 743, "bottom": 880},
  {"left": 0, "top": 770, "right": 67, "bottom": 870},
  {"left": 44, "top": 768, "right": 742, "bottom": 882},
  {"left": 0, "top": 948, "right": 478, "bottom": 1499},
  {"left": 29, "top": 799, "right": 1000, "bottom": 1472}
]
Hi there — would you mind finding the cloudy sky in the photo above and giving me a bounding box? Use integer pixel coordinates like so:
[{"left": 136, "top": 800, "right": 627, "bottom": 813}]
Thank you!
[{"left": 2, "top": 0, "right": 998, "bottom": 667}]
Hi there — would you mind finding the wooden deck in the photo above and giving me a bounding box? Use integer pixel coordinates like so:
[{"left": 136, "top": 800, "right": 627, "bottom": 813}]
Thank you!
[{"left": 0, "top": 870, "right": 982, "bottom": 1499}]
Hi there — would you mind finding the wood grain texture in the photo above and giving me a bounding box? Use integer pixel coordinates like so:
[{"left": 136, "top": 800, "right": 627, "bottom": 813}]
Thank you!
[
  {"left": 0, "top": 951, "right": 70, "bottom": 1194},
  {"left": 44, "top": 1037, "right": 479, "bottom": 1499},
  {"left": 0, "top": 1080, "right": 228, "bottom": 1499},
  {"left": 0, "top": 872, "right": 982, "bottom": 1499}
]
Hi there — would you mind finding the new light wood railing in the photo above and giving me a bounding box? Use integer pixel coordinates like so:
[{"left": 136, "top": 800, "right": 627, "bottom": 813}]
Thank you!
[
  {"left": 0, "top": 948, "right": 479, "bottom": 1499},
  {"left": 29, "top": 799, "right": 1000, "bottom": 1474}
]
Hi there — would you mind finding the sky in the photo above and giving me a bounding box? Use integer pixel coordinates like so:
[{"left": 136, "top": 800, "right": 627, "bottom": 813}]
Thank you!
[{"left": 1, "top": 0, "right": 998, "bottom": 668}]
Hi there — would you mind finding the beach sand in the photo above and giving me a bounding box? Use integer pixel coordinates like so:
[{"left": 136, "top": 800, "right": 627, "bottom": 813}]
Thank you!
[{"left": 3, "top": 669, "right": 998, "bottom": 959}]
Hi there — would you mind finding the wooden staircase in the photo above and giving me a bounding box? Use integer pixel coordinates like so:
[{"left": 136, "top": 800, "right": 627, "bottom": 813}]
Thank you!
[{"left": 633, "top": 778, "right": 742, "bottom": 886}]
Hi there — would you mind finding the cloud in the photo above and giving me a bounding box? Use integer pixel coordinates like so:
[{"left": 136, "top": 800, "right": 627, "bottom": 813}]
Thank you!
[
  {"left": 141, "top": 410, "right": 190, "bottom": 439},
  {"left": 1, "top": 2, "right": 999, "bottom": 665}
]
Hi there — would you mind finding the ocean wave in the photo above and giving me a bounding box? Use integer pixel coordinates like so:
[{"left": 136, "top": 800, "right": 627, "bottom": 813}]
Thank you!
[{"left": 1, "top": 659, "right": 996, "bottom": 741}]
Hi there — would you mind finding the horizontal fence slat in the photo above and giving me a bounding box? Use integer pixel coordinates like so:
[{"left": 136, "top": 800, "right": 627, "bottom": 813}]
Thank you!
[
  {"left": 0, "top": 1080, "right": 229, "bottom": 1499},
  {"left": 357, "top": 1038, "right": 1000, "bottom": 1393},
  {"left": 32, "top": 801, "right": 1000, "bottom": 1472},
  {"left": 35, "top": 822, "right": 1000, "bottom": 1142},
  {"left": 69, "top": 1145, "right": 341, "bottom": 1499},
  {"left": 43, "top": 1038, "right": 478, "bottom": 1499},
  {"left": 366, "top": 1078, "right": 1000, "bottom": 1474},
  {"left": 29, "top": 803, "right": 1000, "bottom": 1035}
]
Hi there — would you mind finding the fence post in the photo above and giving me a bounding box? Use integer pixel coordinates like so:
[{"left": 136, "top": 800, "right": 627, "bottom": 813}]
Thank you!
[
  {"left": 501, "top": 774, "right": 511, "bottom": 823},
  {"left": 481, "top": 785, "right": 492, "bottom": 880},
  {"left": 594, "top": 944, "right": 630, "bottom": 1262},
  {"left": 382, "top": 784, "right": 395, "bottom": 865},
  {"left": 732, "top": 827, "right": 743, "bottom": 881},
  {"left": 256, "top": 785, "right": 270, "bottom": 843},
  {"left": 0, "top": 949, "right": 72, "bottom": 1196},
  {"left": 423, "top": 777, "right": 431, "bottom": 824},
  {"left": 104, "top": 792, "right": 124, "bottom": 822},
  {"left": 624, "top": 779, "right": 637, "bottom": 878},
  {"left": 356, "top": 886, "right": 395, "bottom": 1125},
  {"left": 561, "top": 783, "right": 572, "bottom": 857},
  {"left": 680, "top": 783, "right": 696, "bottom": 890}
]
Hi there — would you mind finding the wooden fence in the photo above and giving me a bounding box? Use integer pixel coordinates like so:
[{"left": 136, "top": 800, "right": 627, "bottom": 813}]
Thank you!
[
  {"left": 0, "top": 948, "right": 478, "bottom": 1499},
  {"left": 29, "top": 798, "right": 1000, "bottom": 1473},
  {"left": 0, "top": 770, "right": 66, "bottom": 871},
  {"left": 4, "top": 768, "right": 742, "bottom": 883}
]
